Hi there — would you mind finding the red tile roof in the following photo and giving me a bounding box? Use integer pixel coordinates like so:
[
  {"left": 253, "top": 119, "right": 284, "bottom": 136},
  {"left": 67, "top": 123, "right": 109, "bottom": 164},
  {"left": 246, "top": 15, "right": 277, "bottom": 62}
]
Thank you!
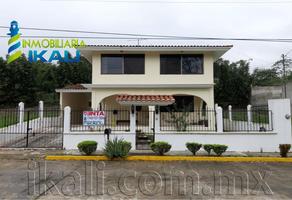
[
  {"left": 62, "top": 84, "right": 87, "bottom": 90},
  {"left": 116, "top": 94, "right": 175, "bottom": 103}
]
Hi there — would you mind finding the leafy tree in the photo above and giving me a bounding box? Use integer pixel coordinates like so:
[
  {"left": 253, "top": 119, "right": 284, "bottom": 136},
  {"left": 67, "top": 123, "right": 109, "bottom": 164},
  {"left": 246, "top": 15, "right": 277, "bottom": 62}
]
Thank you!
[
  {"left": 0, "top": 55, "right": 37, "bottom": 107},
  {"left": 214, "top": 59, "right": 252, "bottom": 107},
  {"left": 251, "top": 68, "right": 282, "bottom": 86}
]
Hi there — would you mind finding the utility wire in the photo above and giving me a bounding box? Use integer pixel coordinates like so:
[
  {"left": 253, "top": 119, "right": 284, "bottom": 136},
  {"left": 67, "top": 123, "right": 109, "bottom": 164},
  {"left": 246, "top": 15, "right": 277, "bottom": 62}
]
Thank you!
[
  {"left": 1, "top": 35, "right": 292, "bottom": 43},
  {"left": 1, "top": 26, "right": 292, "bottom": 42}
]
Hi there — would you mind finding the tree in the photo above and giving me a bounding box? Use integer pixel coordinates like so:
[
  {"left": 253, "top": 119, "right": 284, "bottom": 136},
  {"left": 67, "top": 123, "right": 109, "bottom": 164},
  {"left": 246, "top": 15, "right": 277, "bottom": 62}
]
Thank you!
[
  {"left": 0, "top": 55, "right": 37, "bottom": 107},
  {"left": 272, "top": 54, "right": 292, "bottom": 98},
  {"left": 251, "top": 68, "right": 282, "bottom": 86},
  {"left": 214, "top": 59, "right": 252, "bottom": 107}
]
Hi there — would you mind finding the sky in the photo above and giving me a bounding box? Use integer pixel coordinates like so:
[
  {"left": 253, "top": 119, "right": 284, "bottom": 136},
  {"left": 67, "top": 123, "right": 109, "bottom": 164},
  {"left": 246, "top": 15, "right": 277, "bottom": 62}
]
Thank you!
[{"left": 1, "top": 0, "right": 292, "bottom": 71}]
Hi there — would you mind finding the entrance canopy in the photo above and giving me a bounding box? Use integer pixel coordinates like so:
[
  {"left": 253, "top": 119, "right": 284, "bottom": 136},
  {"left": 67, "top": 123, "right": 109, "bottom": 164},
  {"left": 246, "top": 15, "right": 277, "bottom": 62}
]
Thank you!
[{"left": 116, "top": 94, "right": 175, "bottom": 106}]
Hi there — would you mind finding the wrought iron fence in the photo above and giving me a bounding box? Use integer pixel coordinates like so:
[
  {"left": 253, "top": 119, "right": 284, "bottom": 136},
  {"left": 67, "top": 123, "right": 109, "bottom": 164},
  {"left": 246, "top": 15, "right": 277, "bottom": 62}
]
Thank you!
[
  {"left": 0, "top": 108, "right": 63, "bottom": 148},
  {"left": 160, "top": 109, "right": 217, "bottom": 132},
  {"left": 223, "top": 109, "right": 273, "bottom": 132},
  {"left": 70, "top": 109, "right": 131, "bottom": 132}
]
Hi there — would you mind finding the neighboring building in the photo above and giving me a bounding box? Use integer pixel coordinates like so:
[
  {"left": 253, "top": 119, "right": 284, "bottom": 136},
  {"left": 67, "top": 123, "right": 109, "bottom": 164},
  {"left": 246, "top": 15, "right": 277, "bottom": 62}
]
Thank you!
[
  {"left": 56, "top": 45, "right": 232, "bottom": 111},
  {"left": 251, "top": 85, "right": 283, "bottom": 106}
]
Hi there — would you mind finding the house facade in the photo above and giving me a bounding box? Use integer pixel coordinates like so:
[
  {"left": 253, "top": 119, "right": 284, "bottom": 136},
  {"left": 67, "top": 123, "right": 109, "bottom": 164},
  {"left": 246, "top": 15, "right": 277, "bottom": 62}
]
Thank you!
[
  {"left": 57, "top": 45, "right": 232, "bottom": 112},
  {"left": 57, "top": 45, "right": 232, "bottom": 149}
]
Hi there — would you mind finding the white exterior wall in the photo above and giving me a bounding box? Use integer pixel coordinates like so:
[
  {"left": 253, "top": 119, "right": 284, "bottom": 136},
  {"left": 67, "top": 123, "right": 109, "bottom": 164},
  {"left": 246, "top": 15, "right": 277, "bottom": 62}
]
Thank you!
[
  {"left": 92, "top": 52, "right": 214, "bottom": 85},
  {"left": 89, "top": 51, "right": 215, "bottom": 109}
]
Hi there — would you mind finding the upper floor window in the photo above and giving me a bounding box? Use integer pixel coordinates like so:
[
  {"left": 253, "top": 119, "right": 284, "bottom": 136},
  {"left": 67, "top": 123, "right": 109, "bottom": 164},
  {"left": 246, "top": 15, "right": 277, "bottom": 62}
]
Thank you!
[
  {"left": 160, "top": 54, "right": 203, "bottom": 74},
  {"left": 101, "top": 54, "right": 145, "bottom": 74}
]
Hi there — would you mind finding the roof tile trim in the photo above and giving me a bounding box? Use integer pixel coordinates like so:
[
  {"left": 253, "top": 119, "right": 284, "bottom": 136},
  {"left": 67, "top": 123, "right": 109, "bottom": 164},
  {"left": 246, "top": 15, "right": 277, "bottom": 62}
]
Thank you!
[
  {"left": 78, "top": 44, "right": 233, "bottom": 48},
  {"left": 116, "top": 94, "right": 175, "bottom": 103}
]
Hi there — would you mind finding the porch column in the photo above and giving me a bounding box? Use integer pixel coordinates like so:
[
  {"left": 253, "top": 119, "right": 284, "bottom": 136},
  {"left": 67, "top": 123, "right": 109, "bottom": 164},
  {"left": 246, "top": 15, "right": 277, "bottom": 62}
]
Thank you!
[
  {"left": 130, "top": 105, "right": 136, "bottom": 133},
  {"left": 64, "top": 106, "right": 71, "bottom": 134},
  {"left": 149, "top": 106, "right": 155, "bottom": 132},
  {"left": 154, "top": 106, "right": 160, "bottom": 133}
]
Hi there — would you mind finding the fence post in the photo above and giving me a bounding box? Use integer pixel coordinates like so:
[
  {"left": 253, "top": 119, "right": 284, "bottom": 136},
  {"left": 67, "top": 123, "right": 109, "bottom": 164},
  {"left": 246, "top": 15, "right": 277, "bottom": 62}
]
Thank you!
[
  {"left": 130, "top": 105, "right": 136, "bottom": 133},
  {"left": 18, "top": 102, "right": 24, "bottom": 124},
  {"left": 247, "top": 105, "right": 252, "bottom": 124},
  {"left": 39, "top": 101, "right": 44, "bottom": 120},
  {"left": 215, "top": 103, "right": 218, "bottom": 111},
  {"left": 64, "top": 106, "right": 71, "bottom": 134},
  {"left": 228, "top": 105, "right": 232, "bottom": 121},
  {"left": 216, "top": 106, "right": 223, "bottom": 132},
  {"left": 154, "top": 106, "right": 160, "bottom": 133}
]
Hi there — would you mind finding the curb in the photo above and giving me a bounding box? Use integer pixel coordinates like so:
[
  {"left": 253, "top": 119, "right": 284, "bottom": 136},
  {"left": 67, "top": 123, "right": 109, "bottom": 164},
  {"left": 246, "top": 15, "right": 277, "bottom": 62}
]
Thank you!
[{"left": 45, "top": 155, "right": 292, "bottom": 162}]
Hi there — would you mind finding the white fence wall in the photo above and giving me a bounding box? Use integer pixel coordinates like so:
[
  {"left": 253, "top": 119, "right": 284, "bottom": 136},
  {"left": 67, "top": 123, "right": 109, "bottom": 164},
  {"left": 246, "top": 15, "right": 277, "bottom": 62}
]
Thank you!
[{"left": 63, "top": 99, "right": 292, "bottom": 152}]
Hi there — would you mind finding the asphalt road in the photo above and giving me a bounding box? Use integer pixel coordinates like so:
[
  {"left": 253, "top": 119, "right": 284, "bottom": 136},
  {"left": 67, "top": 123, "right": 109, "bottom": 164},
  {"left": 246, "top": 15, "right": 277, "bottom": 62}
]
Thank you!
[{"left": 1, "top": 159, "right": 292, "bottom": 199}]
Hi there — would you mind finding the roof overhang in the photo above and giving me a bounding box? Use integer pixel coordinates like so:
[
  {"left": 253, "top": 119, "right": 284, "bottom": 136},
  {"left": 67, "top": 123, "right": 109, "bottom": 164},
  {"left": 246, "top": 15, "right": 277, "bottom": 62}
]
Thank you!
[
  {"left": 116, "top": 94, "right": 175, "bottom": 106},
  {"left": 82, "top": 83, "right": 214, "bottom": 89},
  {"left": 78, "top": 45, "right": 233, "bottom": 62},
  {"left": 55, "top": 89, "right": 91, "bottom": 93}
]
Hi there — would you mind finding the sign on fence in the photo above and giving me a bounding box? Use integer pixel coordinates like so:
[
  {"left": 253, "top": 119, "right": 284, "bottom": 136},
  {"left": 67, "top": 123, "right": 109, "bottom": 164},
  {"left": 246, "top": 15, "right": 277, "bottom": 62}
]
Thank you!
[{"left": 83, "top": 111, "right": 105, "bottom": 126}]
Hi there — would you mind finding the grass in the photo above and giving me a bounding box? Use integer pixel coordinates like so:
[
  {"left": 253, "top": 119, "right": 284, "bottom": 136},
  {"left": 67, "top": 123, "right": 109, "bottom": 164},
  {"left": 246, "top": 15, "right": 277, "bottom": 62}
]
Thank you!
[
  {"left": 223, "top": 110, "right": 270, "bottom": 124},
  {"left": 0, "top": 110, "right": 60, "bottom": 128}
]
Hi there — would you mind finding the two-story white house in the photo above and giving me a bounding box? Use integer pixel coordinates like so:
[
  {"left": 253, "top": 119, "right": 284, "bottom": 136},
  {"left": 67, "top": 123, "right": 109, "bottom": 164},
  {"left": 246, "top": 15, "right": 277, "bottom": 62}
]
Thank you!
[{"left": 56, "top": 44, "right": 232, "bottom": 149}]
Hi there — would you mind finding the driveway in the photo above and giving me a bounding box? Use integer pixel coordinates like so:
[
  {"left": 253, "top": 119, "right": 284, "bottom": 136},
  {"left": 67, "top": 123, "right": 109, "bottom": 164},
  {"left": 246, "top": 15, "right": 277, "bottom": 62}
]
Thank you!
[{"left": 1, "top": 158, "right": 292, "bottom": 199}]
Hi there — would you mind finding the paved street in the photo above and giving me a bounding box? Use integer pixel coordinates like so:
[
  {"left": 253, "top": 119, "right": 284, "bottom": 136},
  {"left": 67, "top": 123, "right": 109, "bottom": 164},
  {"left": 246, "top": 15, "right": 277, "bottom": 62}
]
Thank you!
[{"left": 1, "top": 156, "right": 292, "bottom": 199}]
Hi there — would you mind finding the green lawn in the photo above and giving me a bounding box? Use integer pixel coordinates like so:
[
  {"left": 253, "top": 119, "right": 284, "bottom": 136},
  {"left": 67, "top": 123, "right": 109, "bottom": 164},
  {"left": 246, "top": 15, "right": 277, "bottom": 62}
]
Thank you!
[{"left": 223, "top": 110, "right": 270, "bottom": 124}]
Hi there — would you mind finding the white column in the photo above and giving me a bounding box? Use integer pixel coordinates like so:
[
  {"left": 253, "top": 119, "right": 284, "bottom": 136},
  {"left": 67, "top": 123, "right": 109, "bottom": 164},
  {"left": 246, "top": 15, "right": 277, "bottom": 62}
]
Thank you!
[
  {"left": 268, "top": 99, "right": 292, "bottom": 147},
  {"left": 130, "top": 105, "right": 136, "bottom": 133},
  {"left": 18, "top": 102, "right": 24, "bottom": 124},
  {"left": 39, "top": 101, "right": 44, "bottom": 120},
  {"left": 247, "top": 105, "right": 252, "bottom": 124},
  {"left": 64, "top": 106, "right": 71, "bottom": 134},
  {"left": 154, "top": 106, "right": 160, "bottom": 133},
  {"left": 228, "top": 105, "right": 232, "bottom": 121},
  {"left": 215, "top": 103, "right": 218, "bottom": 111},
  {"left": 148, "top": 106, "right": 155, "bottom": 131},
  {"left": 216, "top": 106, "right": 223, "bottom": 133}
]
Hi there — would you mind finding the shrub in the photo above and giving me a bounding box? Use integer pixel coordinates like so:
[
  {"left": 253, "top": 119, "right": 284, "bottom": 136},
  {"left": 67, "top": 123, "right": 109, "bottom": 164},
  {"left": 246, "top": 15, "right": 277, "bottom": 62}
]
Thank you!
[
  {"left": 150, "top": 141, "right": 172, "bottom": 155},
  {"left": 186, "top": 142, "right": 202, "bottom": 155},
  {"left": 203, "top": 144, "right": 213, "bottom": 155},
  {"left": 212, "top": 144, "right": 228, "bottom": 156},
  {"left": 104, "top": 137, "right": 132, "bottom": 159},
  {"left": 279, "top": 144, "right": 291, "bottom": 157},
  {"left": 77, "top": 141, "right": 97, "bottom": 155}
]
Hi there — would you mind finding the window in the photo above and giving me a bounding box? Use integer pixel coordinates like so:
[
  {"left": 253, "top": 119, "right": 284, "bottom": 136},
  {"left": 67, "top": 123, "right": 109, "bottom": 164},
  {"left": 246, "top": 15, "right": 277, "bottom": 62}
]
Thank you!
[
  {"left": 160, "top": 55, "right": 181, "bottom": 74},
  {"left": 160, "top": 54, "right": 203, "bottom": 74},
  {"left": 101, "top": 54, "right": 144, "bottom": 74},
  {"left": 160, "top": 96, "right": 194, "bottom": 112}
]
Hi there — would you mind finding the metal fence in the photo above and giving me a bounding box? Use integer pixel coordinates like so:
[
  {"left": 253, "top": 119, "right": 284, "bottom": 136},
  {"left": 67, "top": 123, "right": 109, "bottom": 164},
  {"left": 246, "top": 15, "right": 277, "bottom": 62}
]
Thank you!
[
  {"left": 0, "top": 108, "right": 63, "bottom": 148},
  {"left": 160, "top": 109, "right": 217, "bottom": 132},
  {"left": 223, "top": 109, "right": 273, "bottom": 132},
  {"left": 70, "top": 109, "right": 131, "bottom": 132}
]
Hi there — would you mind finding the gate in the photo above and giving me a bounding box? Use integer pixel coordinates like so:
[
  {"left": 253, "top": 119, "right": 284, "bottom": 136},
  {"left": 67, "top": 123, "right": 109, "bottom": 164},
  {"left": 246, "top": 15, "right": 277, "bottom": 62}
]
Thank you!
[
  {"left": 0, "top": 108, "right": 63, "bottom": 148},
  {"left": 135, "top": 110, "right": 155, "bottom": 150}
]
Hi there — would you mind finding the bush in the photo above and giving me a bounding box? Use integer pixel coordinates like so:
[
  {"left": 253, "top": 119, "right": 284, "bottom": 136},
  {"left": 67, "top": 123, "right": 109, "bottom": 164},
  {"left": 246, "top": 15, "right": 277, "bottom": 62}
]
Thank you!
[
  {"left": 150, "top": 141, "right": 172, "bottom": 155},
  {"left": 279, "top": 144, "right": 291, "bottom": 157},
  {"left": 104, "top": 137, "right": 132, "bottom": 159},
  {"left": 186, "top": 142, "right": 202, "bottom": 155},
  {"left": 203, "top": 144, "right": 213, "bottom": 155},
  {"left": 77, "top": 141, "right": 97, "bottom": 155},
  {"left": 212, "top": 144, "right": 228, "bottom": 156}
]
